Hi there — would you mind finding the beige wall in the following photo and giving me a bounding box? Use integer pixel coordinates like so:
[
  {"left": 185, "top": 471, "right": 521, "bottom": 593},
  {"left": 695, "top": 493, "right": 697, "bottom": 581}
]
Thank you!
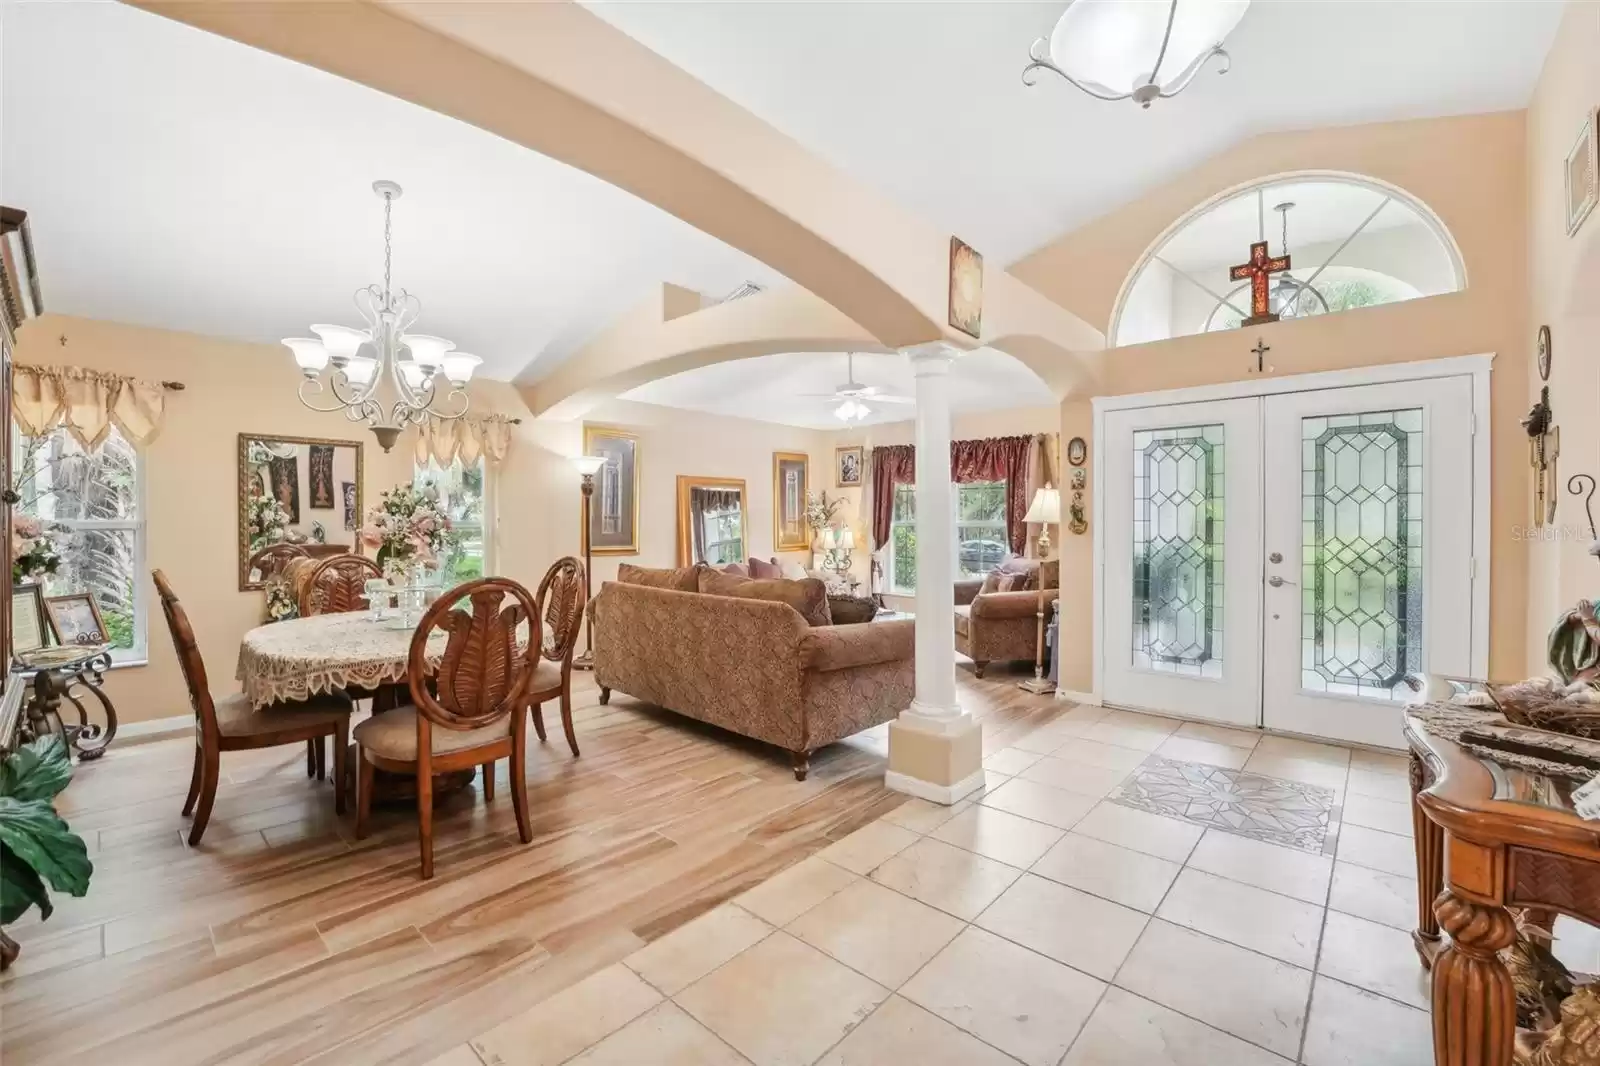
[
  {"left": 15, "top": 313, "right": 415, "bottom": 724},
  {"left": 1013, "top": 111, "right": 1531, "bottom": 689},
  {"left": 1524, "top": 1, "right": 1600, "bottom": 673},
  {"left": 8, "top": 314, "right": 838, "bottom": 724}
]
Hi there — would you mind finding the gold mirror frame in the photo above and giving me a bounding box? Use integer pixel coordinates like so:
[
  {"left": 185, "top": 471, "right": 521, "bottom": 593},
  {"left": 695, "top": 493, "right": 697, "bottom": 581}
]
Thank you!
[
  {"left": 675, "top": 476, "right": 747, "bottom": 567},
  {"left": 772, "top": 451, "right": 810, "bottom": 553},
  {"left": 237, "top": 433, "right": 364, "bottom": 591}
]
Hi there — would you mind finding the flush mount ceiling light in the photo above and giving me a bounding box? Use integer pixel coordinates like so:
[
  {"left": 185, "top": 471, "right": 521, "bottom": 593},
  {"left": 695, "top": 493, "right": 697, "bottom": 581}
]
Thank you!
[
  {"left": 1023, "top": 0, "right": 1251, "bottom": 109},
  {"left": 281, "top": 180, "right": 480, "bottom": 452}
]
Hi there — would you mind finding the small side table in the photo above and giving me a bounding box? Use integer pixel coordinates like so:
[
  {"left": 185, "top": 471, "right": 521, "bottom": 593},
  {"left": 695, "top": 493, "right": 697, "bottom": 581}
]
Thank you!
[{"left": 17, "top": 646, "right": 118, "bottom": 760}]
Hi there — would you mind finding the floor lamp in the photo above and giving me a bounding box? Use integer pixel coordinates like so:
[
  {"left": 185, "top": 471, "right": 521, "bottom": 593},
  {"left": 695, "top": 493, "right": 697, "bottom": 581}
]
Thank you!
[
  {"left": 1019, "top": 485, "right": 1061, "bottom": 695},
  {"left": 571, "top": 454, "right": 607, "bottom": 670}
]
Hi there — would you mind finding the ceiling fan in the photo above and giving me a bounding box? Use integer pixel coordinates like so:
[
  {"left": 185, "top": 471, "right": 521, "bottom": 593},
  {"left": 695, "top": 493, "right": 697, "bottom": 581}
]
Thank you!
[{"left": 800, "top": 353, "right": 915, "bottom": 422}]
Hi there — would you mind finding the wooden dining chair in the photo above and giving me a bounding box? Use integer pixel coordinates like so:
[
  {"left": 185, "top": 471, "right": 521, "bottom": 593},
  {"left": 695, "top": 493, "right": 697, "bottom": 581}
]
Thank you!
[
  {"left": 248, "top": 542, "right": 308, "bottom": 583},
  {"left": 295, "top": 552, "right": 383, "bottom": 779},
  {"left": 298, "top": 553, "right": 383, "bottom": 617},
  {"left": 353, "top": 577, "right": 542, "bottom": 879},
  {"left": 153, "top": 570, "right": 352, "bottom": 846},
  {"left": 527, "top": 556, "right": 587, "bottom": 759}
]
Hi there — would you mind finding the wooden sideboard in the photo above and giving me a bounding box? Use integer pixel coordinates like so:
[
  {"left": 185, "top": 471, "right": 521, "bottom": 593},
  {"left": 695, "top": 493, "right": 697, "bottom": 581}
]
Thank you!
[{"left": 1407, "top": 714, "right": 1600, "bottom": 1066}]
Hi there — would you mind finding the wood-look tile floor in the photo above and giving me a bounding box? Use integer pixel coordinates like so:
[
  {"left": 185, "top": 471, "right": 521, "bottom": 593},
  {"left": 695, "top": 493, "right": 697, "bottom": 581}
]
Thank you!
[{"left": 0, "top": 666, "right": 1065, "bottom": 1066}]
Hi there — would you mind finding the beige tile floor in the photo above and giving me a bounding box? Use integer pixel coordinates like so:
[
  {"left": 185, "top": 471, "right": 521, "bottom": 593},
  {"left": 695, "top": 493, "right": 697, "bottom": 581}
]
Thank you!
[{"left": 439, "top": 702, "right": 1589, "bottom": 1066}]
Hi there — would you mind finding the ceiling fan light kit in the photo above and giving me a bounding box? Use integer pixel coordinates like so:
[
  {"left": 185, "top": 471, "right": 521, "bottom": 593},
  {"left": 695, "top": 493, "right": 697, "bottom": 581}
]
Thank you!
[
  {"left": 800, "top": 352, "right": 916, "bottom": 424},
  {"left": 1023, "top": 0, "right": 1251, "bottom": 109}
]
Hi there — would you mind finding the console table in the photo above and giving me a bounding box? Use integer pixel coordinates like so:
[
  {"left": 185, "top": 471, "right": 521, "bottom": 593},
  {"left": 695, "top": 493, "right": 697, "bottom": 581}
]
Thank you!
[{"left": 1406, "top": 712, "right": 1600, "bottom": 1066}]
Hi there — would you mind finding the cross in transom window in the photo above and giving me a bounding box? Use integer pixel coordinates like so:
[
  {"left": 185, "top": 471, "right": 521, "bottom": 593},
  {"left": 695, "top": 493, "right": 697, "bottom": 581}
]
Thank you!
[{"left": 1229, "top": 240, "right": 1291, "bottom": 326}]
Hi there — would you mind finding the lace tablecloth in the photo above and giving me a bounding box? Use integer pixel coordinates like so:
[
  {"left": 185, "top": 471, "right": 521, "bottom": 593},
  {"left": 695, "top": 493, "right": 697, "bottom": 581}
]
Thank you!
[{"left": 236, "top": 613, "right": 446, "bottom": 708}]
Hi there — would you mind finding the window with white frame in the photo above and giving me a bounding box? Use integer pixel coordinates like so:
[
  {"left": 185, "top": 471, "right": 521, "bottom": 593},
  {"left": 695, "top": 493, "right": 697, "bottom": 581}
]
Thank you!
[
  {"left": 887, "top": 479, "right": 1008, "bottom": 595},
  {"left": 13, "top": 424, "right": 146, "bottom": 663},
  {"left": 412, "top": 456, "right": 489, "bottom": 583},
  {"left": 700, "top": 504, "right": 744, "bottom": 565}
]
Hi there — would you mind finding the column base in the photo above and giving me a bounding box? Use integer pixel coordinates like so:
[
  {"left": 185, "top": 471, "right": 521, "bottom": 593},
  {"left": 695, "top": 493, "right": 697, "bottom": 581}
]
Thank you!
[{"left": 886, "top": 713, "right": 983, "bottom": 806}]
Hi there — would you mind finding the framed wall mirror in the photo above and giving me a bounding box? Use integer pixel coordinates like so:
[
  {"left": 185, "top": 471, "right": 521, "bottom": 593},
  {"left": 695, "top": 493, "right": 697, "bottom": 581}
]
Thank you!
[
  {"left": 676, "top": 476, "right": 747, "bottom": 567},
  {"left": 238, "top": 433, "right": 363, "bottom": 590}
]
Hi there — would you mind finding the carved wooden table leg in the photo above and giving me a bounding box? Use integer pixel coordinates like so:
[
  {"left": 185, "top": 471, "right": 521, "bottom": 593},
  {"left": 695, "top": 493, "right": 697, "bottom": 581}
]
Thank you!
[
  {"left": 1411, "top": 751, "right": 1445, "bottom": 967},
  {"left": 1432, "top": 890, "right": 1517, "bottom": 1066}
]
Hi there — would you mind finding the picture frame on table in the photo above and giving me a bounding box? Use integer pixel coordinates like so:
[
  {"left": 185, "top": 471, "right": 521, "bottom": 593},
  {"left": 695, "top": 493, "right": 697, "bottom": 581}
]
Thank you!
[
  {"left": 836, "top": 446, "right": 864, "bottom": 488},
  {"left": 11, "top": 583, "right": 46, "bottom": 657},
  {"left": 1566, "top": 108, "right": 1598, "bottom": 237},
  {"left": 44, "top": 592, "right": 108, "bottom": 647}
]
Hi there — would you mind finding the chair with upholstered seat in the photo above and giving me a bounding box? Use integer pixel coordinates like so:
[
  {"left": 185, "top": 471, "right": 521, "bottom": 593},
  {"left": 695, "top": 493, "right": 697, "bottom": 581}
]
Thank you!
[
  {"left": 526, "top": 556, "right": 586, "bottom": 760},
  {"left": 298, "top": 553, "right": 382, "bottom": 618},
  {"left": 294, "top": 552, "right": 384, "bottom": 780},
  {"left": 354, "top": 577, "right": 542, "bottom": 879},
  {"left": 153, "top": 570, "right": 352, "bottom": 846}
]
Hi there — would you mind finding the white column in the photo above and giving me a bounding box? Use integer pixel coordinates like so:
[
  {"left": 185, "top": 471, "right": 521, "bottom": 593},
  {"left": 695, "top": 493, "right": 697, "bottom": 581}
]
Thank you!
[
  {"left": 907, "top": 344, "right": 960, "bottom": 723},
  {"left": 886, "top": 342, "right": 983, "bottom": 804}
]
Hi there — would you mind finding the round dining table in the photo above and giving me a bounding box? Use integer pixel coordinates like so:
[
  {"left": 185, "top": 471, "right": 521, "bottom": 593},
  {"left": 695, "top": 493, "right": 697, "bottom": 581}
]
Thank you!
[{"left": 236, "top": 612, "right": 468, "bottom": 802}]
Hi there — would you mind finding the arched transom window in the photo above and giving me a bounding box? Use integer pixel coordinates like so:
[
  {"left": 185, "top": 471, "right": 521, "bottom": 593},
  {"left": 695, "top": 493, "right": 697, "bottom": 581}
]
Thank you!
[{"left": 1112, "top": 174, "right": 1464, "bottom": 347}]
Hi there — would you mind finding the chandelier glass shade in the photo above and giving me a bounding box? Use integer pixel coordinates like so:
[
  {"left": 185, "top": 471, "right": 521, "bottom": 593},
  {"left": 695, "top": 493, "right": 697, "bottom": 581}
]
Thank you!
[
  {"left": 1023, "top": 0, "right": 1251, "bottom": 108},
  {"left": 282, "top": 180, "right": 479, "bottom": 452},
  {"left": 834, "top": 398, "right": 871, "bottom": 422}
]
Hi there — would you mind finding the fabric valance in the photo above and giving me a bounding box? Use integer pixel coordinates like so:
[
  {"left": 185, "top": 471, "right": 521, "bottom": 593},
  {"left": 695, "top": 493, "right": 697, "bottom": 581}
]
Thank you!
[
  {"left": 869, "top": 434, "right": 1048, "bottom": 555},
  {"left": 413, "top": 414, "right": 515, "bottom": 467},
  {"left": 12, "top": 364, "right": 170, "bottom": 449}
]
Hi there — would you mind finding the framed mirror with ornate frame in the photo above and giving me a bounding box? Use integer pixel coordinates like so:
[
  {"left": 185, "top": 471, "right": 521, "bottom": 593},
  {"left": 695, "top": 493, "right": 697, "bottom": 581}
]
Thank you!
[{"left": 238, "top": 433, "right": 364, "bottom": 590}]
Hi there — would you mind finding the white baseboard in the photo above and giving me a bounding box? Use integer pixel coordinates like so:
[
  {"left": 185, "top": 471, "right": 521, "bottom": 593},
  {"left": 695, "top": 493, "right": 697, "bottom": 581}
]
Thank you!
[
  {"left": 885, "top": 767, "right": 986, "bottom": 806},
  {"left": 1055, "top": 689, "right": 1101, "bottom": 706},
  {"left": 116, "top": 714, "right": 191, "bottom": 742}
]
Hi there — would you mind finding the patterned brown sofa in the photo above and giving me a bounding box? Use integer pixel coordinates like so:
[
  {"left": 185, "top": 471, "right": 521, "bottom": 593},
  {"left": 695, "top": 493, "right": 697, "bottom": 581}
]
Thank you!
[
  {"left": 955, "top": 556, "right": 1058, "bottom": 677},
  {"left": 589, "top": 581, "right": 915, "bottom": 780}
]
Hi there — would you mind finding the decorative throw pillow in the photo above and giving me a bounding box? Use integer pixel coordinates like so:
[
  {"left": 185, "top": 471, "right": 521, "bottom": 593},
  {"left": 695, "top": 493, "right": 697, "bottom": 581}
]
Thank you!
[
  {"left": 748, "top": 557, "right": 783, "bottom": 579},
  {"left": 996, "top": 572, "right": 1029, "bottom": 593},
  {"left": 721, "top": 562, "right": 749, "bottom": 577},
  {"left": 980, "top": 571, "right": 1002, "bottom": 595},
  {"left": 697, "top": 568, "right": 833, "bottom": 626},
  {"left": 617, "top": 563, "right": 702, "bottom": 592}
]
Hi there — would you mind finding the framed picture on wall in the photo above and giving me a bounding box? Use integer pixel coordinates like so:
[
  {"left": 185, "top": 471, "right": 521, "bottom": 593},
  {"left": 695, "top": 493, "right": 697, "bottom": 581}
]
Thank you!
[
  {"left": 1566, "top": 108, "right": 1598, "bottom": 236},
  {"left": 44, "top": 592, "right": 108, "bottom": 647},
  {"left": 308, "top": 444, "right": 336, "bottom": 509},
  {"left": 773, "top": 451, "right": 810, "bottom": 552},
  {"left": 836, "top": 446, "right": 864, "bottom": 488},
  {"left": 583, "top": 424, "right": 640, "bottom": 555}
]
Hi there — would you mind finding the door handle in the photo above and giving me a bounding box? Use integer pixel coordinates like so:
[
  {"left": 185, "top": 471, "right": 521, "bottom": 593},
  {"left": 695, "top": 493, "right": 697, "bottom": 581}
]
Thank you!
[{"left": 1267, "top": 575, "right": 1296, "bottom": 588}]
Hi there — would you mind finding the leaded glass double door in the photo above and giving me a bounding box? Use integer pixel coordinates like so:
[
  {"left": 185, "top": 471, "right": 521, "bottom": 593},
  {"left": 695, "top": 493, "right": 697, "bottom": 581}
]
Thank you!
[{"left": 1104, "top": 378, "right": 1475, "bottom": 749}]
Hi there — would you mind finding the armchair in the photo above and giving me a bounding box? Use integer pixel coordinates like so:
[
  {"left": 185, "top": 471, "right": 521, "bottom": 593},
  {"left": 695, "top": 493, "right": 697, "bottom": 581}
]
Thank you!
[{"left": 954, "top": 569, "right": 1058, "bottom": 678}]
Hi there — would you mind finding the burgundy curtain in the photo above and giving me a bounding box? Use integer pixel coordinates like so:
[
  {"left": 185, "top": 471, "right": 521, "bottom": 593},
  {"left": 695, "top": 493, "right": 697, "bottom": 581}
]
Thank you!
[
  {"left": 870, "top": 444, "right": 916, "bottom": 550},
  {"left": 950, "top": 435, "right": 1034, "bottom": 554}
]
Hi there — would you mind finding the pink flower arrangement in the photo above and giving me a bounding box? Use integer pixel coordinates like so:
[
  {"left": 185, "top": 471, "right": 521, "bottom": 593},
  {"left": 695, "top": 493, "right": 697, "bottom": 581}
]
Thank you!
[{"left": 360, "top": 485, "right": 454, "bottom": 567}]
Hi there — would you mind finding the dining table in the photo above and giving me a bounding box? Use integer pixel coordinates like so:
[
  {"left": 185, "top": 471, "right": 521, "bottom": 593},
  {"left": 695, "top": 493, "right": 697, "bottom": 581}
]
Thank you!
[{"left": 236, "top": 611, "right": 473, "bottom": 803}]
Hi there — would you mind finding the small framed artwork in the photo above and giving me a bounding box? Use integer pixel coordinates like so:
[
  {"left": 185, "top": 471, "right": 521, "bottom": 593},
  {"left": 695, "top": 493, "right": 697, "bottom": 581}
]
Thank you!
[
  {"left": 836, "top": 446, "right": 864, "bottom": 488},
  {"left": 44, "top": 592, "right": 108, "bottom": 647},
  {"left": 1067, "top": 436, "right": 1087, "bottom": 467},
  {"left": 11, "top": 584, "right": 46, "bottom": 656},
  {"left": 342, "top": 481, "right": 358, "bottom": 530},
  {"left": 1566, "top": 109, "right": 1597, "bottom": 237},
  {"left": 308, "top": 444, "right": 336, "bottom": 509},
  {"left": 583, "top": 424, "right": 641, "bottom": 555},
  {"left": 948, "top": 236, "right": 983, "bottom": 339},
  {"left": 773, "top": 451, "right": 810, "bottom": 552}
]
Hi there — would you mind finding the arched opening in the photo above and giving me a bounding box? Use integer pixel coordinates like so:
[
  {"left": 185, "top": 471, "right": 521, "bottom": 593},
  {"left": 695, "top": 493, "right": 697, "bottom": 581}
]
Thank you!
[{"left": 1111, "top": 173, "right": 1465, "bottom": 347}]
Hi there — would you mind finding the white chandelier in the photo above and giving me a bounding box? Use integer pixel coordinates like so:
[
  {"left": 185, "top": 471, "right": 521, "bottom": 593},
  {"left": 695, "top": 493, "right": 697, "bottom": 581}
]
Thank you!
[
  {"left": 282, "top": 180, "right": 480, "bottom": 452},
  {"left": 1023, "top": 0, "right": 1251, "bottom": 109}
]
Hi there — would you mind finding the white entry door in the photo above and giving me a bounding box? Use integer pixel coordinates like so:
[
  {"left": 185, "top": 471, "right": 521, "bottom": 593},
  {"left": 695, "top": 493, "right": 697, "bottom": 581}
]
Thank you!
[
  {"left": 1100, "top": 374, "right": 1479, "bottom": 749},
  {"left": 1102, "top": 398, "right": 1264, "bottom": 728},
  {"left": 1261, "top": 378, "right": 1476, "bottom": 749}
]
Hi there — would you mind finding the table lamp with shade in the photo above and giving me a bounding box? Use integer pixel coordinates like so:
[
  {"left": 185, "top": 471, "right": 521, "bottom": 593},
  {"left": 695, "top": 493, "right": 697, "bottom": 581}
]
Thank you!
[
  {"left": 1019, "top": 485, "right": 1061, "bottom": 695},
  {"left": 571, "top": 454, "right": 608, "bottom": 669}
]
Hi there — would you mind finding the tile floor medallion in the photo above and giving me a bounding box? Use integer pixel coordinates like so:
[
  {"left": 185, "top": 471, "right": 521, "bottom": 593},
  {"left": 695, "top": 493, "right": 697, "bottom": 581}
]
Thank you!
[{"left": 1113, "top": 756, "right": 1340, "bottom": 854}]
